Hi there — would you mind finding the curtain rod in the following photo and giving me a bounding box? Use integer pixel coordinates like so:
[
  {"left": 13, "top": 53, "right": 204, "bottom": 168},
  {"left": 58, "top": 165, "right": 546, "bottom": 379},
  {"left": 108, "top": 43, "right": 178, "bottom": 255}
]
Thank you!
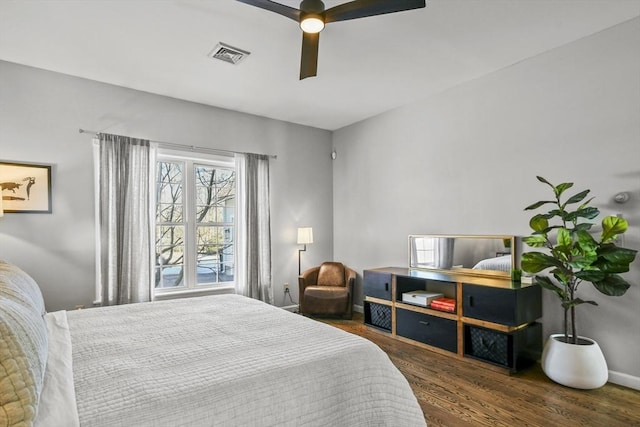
[{"left": 79, "top": 128, "right": 277, "bottom": 159}]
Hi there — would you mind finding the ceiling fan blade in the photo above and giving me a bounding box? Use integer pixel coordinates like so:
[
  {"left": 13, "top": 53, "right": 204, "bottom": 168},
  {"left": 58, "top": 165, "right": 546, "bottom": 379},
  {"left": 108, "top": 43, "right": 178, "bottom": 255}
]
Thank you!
[
  {"left": 324, "top": 0, "right": 425, "bottom": 23},
  {"left": 236, "top": 0, "right": 300, "bottom": 22},
  {"left": 300, "top": 32, "right": 319, "bottom": 80}
]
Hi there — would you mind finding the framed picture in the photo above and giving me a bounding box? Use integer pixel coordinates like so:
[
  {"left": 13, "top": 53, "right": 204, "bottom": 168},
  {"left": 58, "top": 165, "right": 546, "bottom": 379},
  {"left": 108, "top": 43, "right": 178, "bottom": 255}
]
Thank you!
[{"left": 0, "top": 161, "right": 52, "bottom": 213}]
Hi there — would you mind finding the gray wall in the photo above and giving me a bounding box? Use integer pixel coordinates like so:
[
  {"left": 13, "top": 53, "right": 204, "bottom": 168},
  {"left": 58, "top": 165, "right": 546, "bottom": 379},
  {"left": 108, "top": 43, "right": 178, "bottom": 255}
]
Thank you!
[
  {"left": 333, "top": 18, "right": 640, "bottom": 383},
  {"left": 0, "top": 60, "right": 333, "bottom": 311}
]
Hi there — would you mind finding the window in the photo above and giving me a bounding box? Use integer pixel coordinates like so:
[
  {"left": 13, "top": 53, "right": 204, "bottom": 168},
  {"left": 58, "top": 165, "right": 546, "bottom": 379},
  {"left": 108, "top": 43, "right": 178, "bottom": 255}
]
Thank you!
[
  {"left": 154, "top": 152, "right": 236, "bottom": 293},
  {"left": 412, "top": 236, "right": 435, "bottom": 267}
]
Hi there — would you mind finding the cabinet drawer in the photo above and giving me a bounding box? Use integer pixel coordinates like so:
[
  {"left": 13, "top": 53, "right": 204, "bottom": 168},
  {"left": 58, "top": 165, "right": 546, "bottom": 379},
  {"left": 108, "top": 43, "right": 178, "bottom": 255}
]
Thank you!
[
  {"left": 396, "top": 308, "right": 457, "bottom": 353},
  {"left": 363, "top": 270, "right": 392, "bottom": 300},
  {"left": 462, "top": 283, "right": 541, "bottom": 326}
]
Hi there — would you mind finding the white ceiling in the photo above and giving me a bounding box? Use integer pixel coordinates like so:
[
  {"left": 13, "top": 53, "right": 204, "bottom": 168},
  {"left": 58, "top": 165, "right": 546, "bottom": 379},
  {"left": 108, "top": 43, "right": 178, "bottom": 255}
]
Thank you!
[{"left": 1, "top": 0, "right": 638, "bottom": 130}]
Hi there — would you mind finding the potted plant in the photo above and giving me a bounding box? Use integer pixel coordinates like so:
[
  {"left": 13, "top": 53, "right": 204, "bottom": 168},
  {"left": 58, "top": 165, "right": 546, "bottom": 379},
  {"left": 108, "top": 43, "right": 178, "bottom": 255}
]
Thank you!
[{"left": 521, "top": 176, "right": 637, "bottom": 389}]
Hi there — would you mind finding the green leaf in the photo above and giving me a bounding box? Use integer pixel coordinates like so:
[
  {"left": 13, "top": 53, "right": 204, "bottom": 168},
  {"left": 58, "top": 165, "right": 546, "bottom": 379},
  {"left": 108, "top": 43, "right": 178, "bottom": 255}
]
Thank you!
[
  {"left": 578, "top": 197, "right": 595, "bottom": 210},
  {"left": 568, "top": 253, "right": 598, "bottom": 270},
  {"left": 591, "top": 245, "right": 637, "bottom": 273},
  {"left": 592, "top": 274, "right": 631, "bottom": 296},
  {"left": 576, "top": 207, "right": 600, "bottom": 220},
  {"left": 564, "top": 189, "right": 590, "bottom": 205},
  {"left": 536, "top": 176, "right": 553, "bottom": 187},
  {"left": 523, "top": 235, "right": 547, "bottom": 248},
  {"left": 522, "top": 252, "right": 562, "bottom": 273},
  {"left": 557, "top": 228, "right": 571, "bottom": 247},
  {"left": 566, "top": 207, "right": 599, "bottom": 221},
  {"left": 575, "top": 270, "right": 605, "bottom": 282},
  {"left": 535, "top": 275, "right": 566, "bottom": 299},
  {"left": 524, "top": 200, "right": 556, "bottom": 211},
  {"left": 574, "top": 223, "right": 594, "bottom": 232},
  {"left": 554, "top": 182, "right": 574, "bottom": 197},
  {"left": 529, "top": 215, "right": 549, "bottom": 232},
  {"left": 576, "top": 230, "right": 598, "bottom": 252},
  {"left": 601, "top": 216, "right": 628, "bottom": 242},
  {"left": 597, "top": 244, "right": 638, "bottom": 265},
  {"left": 551, "top": 267, "right": 574, "bottom": 285}
]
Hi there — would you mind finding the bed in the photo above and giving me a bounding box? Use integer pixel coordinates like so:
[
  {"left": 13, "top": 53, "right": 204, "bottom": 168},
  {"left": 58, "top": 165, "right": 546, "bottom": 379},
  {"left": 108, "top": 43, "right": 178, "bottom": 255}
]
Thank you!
[
  {"left": 472, "top": 254, "right": 511, "bottom": 272},
  {"left": 0, "top": 261, "right": 426, "bottom": 427}
]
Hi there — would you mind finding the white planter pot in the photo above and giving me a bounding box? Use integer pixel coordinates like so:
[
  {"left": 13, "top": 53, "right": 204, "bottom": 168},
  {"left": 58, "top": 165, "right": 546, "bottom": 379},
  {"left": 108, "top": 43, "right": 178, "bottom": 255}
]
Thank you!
[{"left": 541, "top": 334, "right": 608, "bottom": 389}]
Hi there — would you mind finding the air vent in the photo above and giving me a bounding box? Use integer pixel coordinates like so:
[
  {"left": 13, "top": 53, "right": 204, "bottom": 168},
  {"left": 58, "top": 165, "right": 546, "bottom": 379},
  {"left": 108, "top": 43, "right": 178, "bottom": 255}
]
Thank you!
[{"left": 208, "top": 42, "right": 250, "bottom": 65}]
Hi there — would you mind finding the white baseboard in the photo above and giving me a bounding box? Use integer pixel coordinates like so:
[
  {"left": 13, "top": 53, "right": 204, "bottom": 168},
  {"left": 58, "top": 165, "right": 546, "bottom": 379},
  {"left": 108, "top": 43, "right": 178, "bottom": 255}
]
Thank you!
[
  {"left": 281, "top": 304, "right": 298, "bottom": 312},
  {"left": 608, "top": 370, "right": 640, "bottom": 390},
  {"left": 353, "top": 304, "right": 363, "bottom": 314}
]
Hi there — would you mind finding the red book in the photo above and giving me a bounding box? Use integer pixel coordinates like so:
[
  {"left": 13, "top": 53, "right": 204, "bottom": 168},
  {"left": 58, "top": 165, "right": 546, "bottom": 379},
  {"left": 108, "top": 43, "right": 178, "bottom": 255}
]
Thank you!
[
  {"left": 431, "top": 301, "right": 455, "bottom": 307},
  {"left": 430, "top": 304, "right": 455, "bottom": 312},
  {"left": 430, "top": 298, "right": 456, "bottom": 312},
  {"left": 431, "top": 297, "right": 455, "bottom": 306},
  {"left": 430, "top": 302, "right": 455, "bottom": 308}
]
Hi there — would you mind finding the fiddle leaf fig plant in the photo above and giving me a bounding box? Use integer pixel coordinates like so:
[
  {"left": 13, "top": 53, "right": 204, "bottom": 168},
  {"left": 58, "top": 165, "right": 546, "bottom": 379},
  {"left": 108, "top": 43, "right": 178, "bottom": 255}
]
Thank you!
[{"left": 521, "top": 176, "right": 637, "bottom": 344}]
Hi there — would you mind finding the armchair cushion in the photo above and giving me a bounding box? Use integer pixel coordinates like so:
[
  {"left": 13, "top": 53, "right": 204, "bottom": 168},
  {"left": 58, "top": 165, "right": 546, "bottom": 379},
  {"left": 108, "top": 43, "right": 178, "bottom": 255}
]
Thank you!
[
  {"left": 302, "top": 286, "right": 350, "bottom": 315},
  {"left": 317, "top": 262, "right": 347, "bottom": 287}
]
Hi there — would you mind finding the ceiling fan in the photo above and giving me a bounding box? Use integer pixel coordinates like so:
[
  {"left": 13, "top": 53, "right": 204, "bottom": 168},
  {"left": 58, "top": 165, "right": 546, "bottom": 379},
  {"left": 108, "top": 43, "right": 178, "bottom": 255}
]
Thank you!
[{"left": 237, "top": 0, "right": 426, "bottom": 80}]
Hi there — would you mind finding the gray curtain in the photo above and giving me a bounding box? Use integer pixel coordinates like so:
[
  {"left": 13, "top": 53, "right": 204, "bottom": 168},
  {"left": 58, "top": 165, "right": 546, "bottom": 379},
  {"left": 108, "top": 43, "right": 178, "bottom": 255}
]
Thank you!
[
  {"left": 98, "top": 133, "right": 153, "bottom": 305},
  {"left": 236, "top": 153, "right": 272, "bottom": 303}
]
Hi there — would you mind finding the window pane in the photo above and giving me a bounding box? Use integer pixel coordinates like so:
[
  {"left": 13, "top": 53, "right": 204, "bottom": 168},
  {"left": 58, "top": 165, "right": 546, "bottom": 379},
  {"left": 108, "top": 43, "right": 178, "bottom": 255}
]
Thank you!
[
  {"left": 156, "top": 162, "right": 183, "bottom": 223},
  {"left": 155, "top": 224, "right": 185, "bottom": 288},
  {"left": 157, "top": 203, "right": 183, "bottom": 223},
  {"left": 156, "top": 226, "right": 184, "bottom": 247},
  {"left": 196, "top": 226, "right": 234, "bottom": 284},
  {"left": 155, "top": 265, "right": 185, "bottom": 288},
  {"left": 194, "top": 165, "right": 235, "bottom": 224}
]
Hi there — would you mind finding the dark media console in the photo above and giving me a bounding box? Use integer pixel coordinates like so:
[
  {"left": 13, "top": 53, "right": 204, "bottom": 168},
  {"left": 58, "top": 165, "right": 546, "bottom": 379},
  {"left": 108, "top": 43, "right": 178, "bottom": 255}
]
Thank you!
[{"left": 363, "top": 267, "right": 542, "bottom": 373}]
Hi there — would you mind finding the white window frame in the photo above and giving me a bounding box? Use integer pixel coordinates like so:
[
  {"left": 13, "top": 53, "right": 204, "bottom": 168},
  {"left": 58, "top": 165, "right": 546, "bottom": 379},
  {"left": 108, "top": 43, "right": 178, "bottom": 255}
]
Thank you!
[{"left": 154, "top": 149, "right": 236, "bottom": 296}]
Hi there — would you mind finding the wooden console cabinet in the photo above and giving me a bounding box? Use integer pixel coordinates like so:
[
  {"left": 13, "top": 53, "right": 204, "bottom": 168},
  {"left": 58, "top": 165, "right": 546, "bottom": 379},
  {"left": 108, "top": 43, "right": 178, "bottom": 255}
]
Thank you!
[{"left": 363, "top": 267, "right": 542, "bottom": 373}]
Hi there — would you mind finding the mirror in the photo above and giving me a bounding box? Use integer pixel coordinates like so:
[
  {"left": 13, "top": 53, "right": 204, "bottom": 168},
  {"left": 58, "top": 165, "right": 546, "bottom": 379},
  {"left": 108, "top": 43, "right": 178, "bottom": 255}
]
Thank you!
[{"left": 408, "top": 234, "right": 521, "bottom": 277}]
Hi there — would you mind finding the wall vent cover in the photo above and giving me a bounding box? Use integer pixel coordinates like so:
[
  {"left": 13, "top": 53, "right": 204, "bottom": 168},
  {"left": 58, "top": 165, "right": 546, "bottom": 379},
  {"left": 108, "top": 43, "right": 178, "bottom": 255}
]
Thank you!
[{"left": 208, "top": 42, "right": 250, "bottom": 65}]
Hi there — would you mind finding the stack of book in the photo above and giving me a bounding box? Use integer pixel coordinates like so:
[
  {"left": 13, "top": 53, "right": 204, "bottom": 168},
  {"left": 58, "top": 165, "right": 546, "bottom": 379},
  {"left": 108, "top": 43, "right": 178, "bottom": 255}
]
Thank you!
[{"left": 429, "top": 297, "right": 456, "bottom": 312}]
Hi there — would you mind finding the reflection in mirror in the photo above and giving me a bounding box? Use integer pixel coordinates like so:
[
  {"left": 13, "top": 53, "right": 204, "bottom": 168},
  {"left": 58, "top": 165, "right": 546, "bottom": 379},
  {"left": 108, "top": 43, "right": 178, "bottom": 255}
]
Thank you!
[{"left": 409, "top": 235, "right": 520, "bottom": 276}]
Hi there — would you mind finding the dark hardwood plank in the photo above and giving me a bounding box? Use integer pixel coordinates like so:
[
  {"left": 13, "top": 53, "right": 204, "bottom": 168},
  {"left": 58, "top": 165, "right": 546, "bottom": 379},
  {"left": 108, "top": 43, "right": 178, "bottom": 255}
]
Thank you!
[{"left": 318, "top": 314, "right": 640, "bottom": 427}]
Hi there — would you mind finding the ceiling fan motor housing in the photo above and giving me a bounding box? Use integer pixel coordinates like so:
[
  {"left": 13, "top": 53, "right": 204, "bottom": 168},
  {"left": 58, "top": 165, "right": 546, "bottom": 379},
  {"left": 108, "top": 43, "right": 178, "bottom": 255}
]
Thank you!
[{"left": 300, "top": 0, "right": 325, "bottom": 14}]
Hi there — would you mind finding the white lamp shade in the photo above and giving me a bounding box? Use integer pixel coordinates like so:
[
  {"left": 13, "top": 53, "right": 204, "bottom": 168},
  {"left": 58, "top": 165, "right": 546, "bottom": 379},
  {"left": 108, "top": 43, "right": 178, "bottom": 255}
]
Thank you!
[{"left": 297, "top": 227, "right": 313, "bottom": 245}]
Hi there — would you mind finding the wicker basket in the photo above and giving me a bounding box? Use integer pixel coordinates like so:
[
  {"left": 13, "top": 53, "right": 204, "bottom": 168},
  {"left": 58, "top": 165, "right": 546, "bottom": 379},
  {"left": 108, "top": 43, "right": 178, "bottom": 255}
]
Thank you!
[
  {"left": 466, "top": 326, "right": 509, "bottom": 366},
  {"left": 367, "top": 302, "right": 392, "bottom": 331}
]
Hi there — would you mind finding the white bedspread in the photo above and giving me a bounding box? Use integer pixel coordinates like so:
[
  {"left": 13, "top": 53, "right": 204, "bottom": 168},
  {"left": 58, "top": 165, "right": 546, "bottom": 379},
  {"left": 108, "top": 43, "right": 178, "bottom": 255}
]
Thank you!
[
  {"left": 35, "top": 311, "right": 80, "bottom": 427},
  {"left": 472, "top": 255, "right": 511, "bottom": 272},
  {"left": 40, "top": 294, "right": 426, "bottom": 427}
]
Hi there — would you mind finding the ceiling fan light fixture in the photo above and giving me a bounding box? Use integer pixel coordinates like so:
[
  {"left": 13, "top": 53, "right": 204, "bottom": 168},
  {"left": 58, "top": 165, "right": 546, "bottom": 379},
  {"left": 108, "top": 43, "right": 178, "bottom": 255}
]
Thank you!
[{"left": 300, "top": 14, "right": 324, "bottom": 33}]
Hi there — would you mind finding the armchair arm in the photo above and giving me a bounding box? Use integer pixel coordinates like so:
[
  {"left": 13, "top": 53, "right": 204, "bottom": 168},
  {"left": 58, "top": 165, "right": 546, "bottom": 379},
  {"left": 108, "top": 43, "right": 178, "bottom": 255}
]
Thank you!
[
  {"left": 344, "top": 266, "right": 356, "bottom": 295},
  {"left": 298, "top": 266, "right": 320, "bottom": 311},
  {"left": 344, "top": 266, "right": 356, "bottom": 319}
]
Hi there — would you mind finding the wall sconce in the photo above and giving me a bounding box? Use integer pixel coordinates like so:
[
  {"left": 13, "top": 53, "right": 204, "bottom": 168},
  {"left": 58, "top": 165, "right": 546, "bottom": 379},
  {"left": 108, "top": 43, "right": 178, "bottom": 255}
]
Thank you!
[
  {"left": 0, "top": 196, "right": 4, "bottom": 218},
  {"left": 614, "top": 192, "right": 630, "bottom": 204},
  {"left": 297, "top": 227, "right": 313, "bottom": 275}
]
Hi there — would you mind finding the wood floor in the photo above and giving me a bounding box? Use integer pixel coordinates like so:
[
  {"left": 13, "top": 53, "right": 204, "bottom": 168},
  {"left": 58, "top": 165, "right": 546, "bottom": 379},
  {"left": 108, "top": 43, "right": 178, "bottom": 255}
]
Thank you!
[{"left": 319, "top": 314, "right": 640, "bottom": 427}]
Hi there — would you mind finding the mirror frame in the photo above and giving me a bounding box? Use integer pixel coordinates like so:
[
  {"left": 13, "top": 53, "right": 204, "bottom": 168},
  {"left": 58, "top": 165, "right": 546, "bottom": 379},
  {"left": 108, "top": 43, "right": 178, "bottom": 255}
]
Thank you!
[{"left": 408, "top": 234, "right": 521, "bottom": 278}]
